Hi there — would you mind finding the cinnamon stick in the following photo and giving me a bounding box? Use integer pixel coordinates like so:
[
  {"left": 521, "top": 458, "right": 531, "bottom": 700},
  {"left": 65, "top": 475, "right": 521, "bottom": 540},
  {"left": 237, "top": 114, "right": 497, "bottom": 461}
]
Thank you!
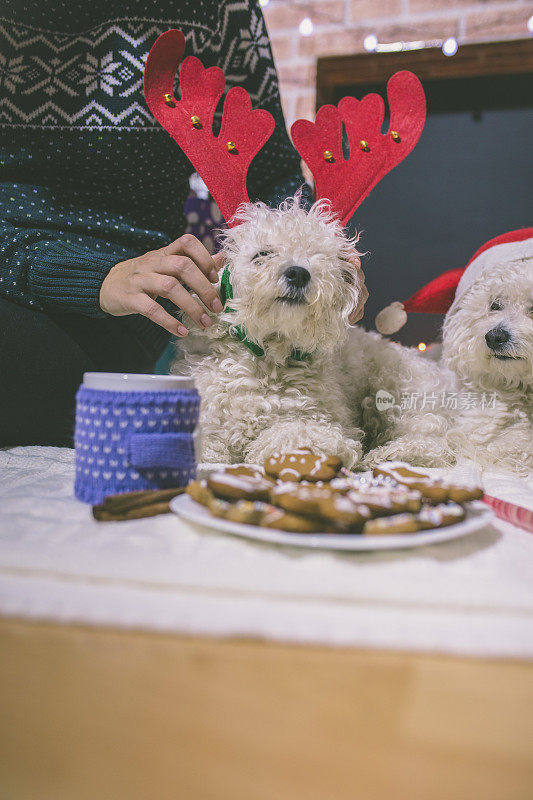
[
  {"left": 92, "top": 486, "right": 186, "bottom": 521},
  {"left": 93, "top": 500, "right": 175, "bottom": 522}
]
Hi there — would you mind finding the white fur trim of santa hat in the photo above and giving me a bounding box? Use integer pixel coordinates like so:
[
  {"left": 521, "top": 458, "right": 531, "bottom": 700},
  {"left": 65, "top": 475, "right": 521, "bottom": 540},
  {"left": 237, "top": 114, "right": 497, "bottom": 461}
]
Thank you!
[{"left": 454, "top": 237, "right": 533, "bottom": 303}]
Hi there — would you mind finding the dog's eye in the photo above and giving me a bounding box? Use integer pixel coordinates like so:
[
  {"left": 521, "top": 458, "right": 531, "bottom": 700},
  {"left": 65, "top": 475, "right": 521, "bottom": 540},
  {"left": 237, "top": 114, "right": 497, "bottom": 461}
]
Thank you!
[
  {"left": 253, "top": 250, "right": 273, "bottom": 261},
  {"left": 490, "top": 300, "right": 503, "bottom": 311}
]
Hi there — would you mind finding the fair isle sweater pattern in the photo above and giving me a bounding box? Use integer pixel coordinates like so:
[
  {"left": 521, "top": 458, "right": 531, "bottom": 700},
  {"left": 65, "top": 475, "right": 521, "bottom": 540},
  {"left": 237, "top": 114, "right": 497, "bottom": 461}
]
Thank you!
[
  {"left": 0, "top": 1, "right": 306, "bottom": 359},
  {"left": 0, "top": 5, "right": 278, "bottom": 129}
]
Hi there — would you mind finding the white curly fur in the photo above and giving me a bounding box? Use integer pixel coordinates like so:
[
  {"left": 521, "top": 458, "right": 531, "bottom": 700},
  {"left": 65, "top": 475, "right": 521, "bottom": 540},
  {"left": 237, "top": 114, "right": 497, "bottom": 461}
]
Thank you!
[
  {"left": 442, "top": 259, "right": 533, "bottom": 474},
  {"left": 171, "top": 196, "right": 451, "bottom": 469},
  {"left": 340, "top": 328, "right": 456, "bottom": 468}
]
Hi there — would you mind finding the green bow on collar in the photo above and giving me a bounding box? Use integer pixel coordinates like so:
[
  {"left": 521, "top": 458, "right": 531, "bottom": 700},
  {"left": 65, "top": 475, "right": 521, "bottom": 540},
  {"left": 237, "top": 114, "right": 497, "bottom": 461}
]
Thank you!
[{"left": 219, "top": 265, "right": 311, "bottom": 361}]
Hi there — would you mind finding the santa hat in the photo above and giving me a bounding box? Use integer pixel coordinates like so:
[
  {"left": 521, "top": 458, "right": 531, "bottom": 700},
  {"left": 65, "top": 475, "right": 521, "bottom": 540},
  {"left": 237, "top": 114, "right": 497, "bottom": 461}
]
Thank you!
[{"left": 375, "top": 228, "right": 533, "bottom": 335}]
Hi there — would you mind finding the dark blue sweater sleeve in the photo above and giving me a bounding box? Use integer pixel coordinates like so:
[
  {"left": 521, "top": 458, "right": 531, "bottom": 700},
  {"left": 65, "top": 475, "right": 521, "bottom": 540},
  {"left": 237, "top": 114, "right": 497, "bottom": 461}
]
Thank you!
[{"left": 0, "top": 219, "right": 127, "bottom": 316}]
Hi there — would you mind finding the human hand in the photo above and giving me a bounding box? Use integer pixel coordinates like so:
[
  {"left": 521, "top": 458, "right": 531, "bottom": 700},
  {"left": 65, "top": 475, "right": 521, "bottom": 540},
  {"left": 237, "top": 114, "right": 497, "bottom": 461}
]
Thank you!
[
  {"left": 99, "top": 234, "right": 225, "bottom": 337},
  {"left": 347, "top": 254, "right": 368, "bottom": 325}
]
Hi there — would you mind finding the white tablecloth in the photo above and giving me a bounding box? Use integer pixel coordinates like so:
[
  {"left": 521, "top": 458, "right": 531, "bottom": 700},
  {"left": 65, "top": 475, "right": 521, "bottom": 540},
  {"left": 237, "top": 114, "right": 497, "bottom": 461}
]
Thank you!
[{"left": 1, "top": 447, "right": 532, "bottom": 658}]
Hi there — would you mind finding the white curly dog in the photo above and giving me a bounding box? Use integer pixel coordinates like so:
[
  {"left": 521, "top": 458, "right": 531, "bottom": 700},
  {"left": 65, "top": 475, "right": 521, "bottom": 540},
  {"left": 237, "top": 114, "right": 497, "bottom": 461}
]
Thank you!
[
  {"left": 443, "top": 256, "right": 533, "bottom": 475},
  {"left": 374, "top": 229, "right": 533, "bottom": 475},
  {"left": 172, "top": 197, "right": 448, "bottom": 468}
]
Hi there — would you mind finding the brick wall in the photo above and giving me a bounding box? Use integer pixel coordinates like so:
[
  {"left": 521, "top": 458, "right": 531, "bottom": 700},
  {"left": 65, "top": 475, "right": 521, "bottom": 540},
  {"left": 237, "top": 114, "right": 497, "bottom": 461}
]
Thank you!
[{"left": 263, "top": 0, "right": 533, "bottom": 125}]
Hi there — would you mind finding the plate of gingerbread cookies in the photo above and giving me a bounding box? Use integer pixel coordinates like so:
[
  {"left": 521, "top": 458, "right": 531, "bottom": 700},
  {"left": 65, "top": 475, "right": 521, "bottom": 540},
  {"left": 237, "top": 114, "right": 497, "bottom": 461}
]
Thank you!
[{"left": 171, "top": 451, "right": 493, "bottom": 551}]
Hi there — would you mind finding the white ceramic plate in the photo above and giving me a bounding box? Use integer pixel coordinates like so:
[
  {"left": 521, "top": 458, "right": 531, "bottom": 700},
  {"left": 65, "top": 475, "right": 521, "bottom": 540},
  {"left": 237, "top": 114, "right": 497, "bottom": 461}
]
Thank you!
[{"left": 170, "top": 494, "right": 494, "bottom": 551}]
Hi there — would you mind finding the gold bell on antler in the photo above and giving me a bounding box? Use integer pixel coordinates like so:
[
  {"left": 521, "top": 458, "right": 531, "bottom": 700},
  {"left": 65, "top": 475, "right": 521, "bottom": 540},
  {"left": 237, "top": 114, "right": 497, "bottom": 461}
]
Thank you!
[
  {"left": 359, "top": 140, "right": 370, "bottom": 152},
  {"left": 163, "top": 93, "right": 174, "bottom": 106},
  {"left": 390, "top": 130, "right": 401, "bottom": 142},
  {"left": 226, "top": 141, "right": 237, "bottom": 153},
  {"left": 323, "top": 150, "right": 335, "bottom": 163},
  {"left": 190, "top": 115, "right": 202, "bottom": 129}
]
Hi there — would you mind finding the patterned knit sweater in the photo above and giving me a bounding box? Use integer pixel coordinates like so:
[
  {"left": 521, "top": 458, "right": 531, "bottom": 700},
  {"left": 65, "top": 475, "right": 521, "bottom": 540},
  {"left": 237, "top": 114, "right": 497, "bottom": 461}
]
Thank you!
[{"left": 0, "top": 0, "right": 307, "bottom": 359}]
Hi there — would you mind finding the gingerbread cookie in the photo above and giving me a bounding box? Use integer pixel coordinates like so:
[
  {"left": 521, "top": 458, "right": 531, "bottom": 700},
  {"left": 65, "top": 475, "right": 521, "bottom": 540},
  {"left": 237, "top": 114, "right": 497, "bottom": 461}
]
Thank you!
[
  {"left": 207, "top": 471, "right": 273, "bottom": 502},
  {"left": 271, "top": 483, "right": 334, "bottom": 516},
  {"left": 225, "top": 500, "right": 270, "bottom": 526},
  {"left": 316, "top": 494, "right": 371, "bottom": 529},
  {"left": 373, "top": 463, "right": 450, "bottom": 502},
  {"left": 224, "top": 464, "right": 274, "bottom": 482},
  {"left": 363, "top": 513, "right": 421, "bottom": 535},
  {"left": 373, "top": 462, "right": 483, "bottom": 504},
  {"left": 187, "top": 488, "right": 324, "bottom": 533},
  {"left": 346, "top": 487, "right": 422, "bottom": 515},
  {"left": 271, "top": 483, "right": 371, "bottom": 530},
  {"left": 261, "top": 505, "right": 326, "bottom": 533},
  {"left": 447, "top": 485, "right": 484, "bottom": 503},
  {"left": 208, "top": 497, "right": 232, "bottom": 518},
  {"left": 326, "top": 477, "right": 353, "bottom": 494},
  {"left": 264, "top": 449, "right": 342, "bottom": 482},
  {"left": 225, "top": 496, "right": 326, "bottom": 532},
  {"left": 186, "top": 479, "right": 215, "bottom": 508},
  {"left": 417, "top": 502, "right": 465, "bottom": 529},
  {"left": 330, "top": 473, "right": 404, "bottom": 493}
]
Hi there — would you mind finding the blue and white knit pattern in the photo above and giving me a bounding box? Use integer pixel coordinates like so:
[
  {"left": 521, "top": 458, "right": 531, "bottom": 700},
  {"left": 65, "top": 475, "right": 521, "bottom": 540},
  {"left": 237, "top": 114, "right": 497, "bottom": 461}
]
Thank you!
[{"left": 74, "top": 385, "right": 200, "bottom": 504}]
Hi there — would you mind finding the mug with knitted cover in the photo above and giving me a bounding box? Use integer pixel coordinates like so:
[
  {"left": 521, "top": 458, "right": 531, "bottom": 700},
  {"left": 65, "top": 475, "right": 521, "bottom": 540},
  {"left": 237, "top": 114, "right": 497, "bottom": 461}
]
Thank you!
[{"left": 74, "top": 373, "right": 200, "bottom": 505}]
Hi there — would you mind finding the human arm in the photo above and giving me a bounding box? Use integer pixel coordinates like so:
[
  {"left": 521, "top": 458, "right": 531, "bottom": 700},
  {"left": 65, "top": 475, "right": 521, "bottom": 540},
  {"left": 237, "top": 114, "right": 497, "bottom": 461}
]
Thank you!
[{"left": 0, "top": 219, "right": 121, "bottom": 317}]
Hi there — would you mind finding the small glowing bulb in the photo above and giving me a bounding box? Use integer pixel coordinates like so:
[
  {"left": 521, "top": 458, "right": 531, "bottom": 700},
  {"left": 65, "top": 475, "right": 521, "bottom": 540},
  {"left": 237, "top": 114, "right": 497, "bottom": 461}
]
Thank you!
[
  {"left": 364, "top": 34, "right": 378, "bottom": 52},
  {"left": 259, "top": 0, "right": 270, "bottom": 7},
  {"left": 299, "top": 17, "right": 314, "bottom": 36},
  {"left": 528, "top": 15, "right": 533, "bottom": 33},
  {"left": 418, "top": 342, "right": 427, "bottom": 352},
  {"left": 442, "top": 37, "right": 458, "bottom": 57}
]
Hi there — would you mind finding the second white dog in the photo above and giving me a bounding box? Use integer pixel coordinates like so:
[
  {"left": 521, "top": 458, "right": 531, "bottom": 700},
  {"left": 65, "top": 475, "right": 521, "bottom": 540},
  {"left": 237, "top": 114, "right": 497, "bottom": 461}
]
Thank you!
[
  {"left": 443, "top": 255, "right": 533, "bottom": 474},
  {"left": 376, "top": 228, "right": 533, "bottom": 475}
]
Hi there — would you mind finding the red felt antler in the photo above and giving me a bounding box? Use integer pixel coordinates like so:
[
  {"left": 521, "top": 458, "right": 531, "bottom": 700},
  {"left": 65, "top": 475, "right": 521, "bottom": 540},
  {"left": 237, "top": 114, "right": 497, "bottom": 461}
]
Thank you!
[
  {"left": 291, "top": 71, "right": 426, "bottom": 225},
  {"left": 144, "top": 30, "right": 275, "bottom": 226}
]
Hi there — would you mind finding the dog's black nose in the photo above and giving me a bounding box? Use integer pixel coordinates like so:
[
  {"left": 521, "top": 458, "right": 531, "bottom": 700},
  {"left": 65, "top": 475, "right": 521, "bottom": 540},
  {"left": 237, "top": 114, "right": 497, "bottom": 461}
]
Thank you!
[
  {"left": 485, "top": 326, "right": 511, "bottom": 350},
  {"left": 284, "top": 266, "right": 311, "bottom": 288}
]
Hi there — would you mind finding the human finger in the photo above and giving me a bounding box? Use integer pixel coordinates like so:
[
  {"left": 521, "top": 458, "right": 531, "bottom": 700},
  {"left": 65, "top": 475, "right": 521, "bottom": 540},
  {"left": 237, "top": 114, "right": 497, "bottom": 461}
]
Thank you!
[
  {"left": 163, "top": 233, "right": 219, "bottom": 282},
  {"left": 156, "top": 255, "right": 223, "bottom": 314},
  {"left": 139, "top": 273, "right": 214, "bottom": 329},
  {"left": 131, "top": 294, "right": 189, "bottom": 337},
  {"left": 212, "top": 251, "right": 226, "bottom": 272}
]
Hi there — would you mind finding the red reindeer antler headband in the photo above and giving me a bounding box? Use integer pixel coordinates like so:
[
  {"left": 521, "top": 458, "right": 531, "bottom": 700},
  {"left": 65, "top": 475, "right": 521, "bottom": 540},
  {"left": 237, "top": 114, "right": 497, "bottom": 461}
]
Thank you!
[
  {"left": 291, "top": 72, "right": 426, "bottom": 225},
  {"left": 143, "top": 29, "right": 275, "bottom": 225},
  {"left": 143, "top": 30, "right": 427, "bottom": 227}
]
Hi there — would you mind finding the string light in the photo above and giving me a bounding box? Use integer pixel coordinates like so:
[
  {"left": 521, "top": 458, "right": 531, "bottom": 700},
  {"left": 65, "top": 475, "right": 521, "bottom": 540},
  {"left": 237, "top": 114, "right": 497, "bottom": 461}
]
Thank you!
[
  {"left": 263, "top": 3, "right": 461, "bottom": 53},
  {"left": 364, "top": 34, "right": 378, "bottom": 52},
  {"left": 527, "top": 15, "right": 533, "bottom": 33},
  {"left": 418, "top": 342, "right": 427, "bottom": 352},
  {"left": 442, "top": 37, "right": 458, "bottom": 56},
  {"left": 299, "top": 17, "right": 314, "bottom": 36},
  {"left": 363, "top": 34, "right": 460, "bottom": 55}
]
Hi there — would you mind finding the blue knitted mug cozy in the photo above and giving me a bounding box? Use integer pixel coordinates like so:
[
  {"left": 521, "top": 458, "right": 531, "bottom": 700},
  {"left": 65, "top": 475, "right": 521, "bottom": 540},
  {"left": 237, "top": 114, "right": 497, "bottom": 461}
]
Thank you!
[{"left": 74, "top": 385, "right": 200, "bottom": 504}]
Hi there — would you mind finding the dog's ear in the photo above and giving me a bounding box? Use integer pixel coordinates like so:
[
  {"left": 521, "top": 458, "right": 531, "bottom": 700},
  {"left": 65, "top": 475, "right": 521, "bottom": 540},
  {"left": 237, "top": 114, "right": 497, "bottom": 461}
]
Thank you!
[
  {"left": 346, "top": 255, "right": 368, "bottom": 325},
  {"left": 341, "top": 266, "right": 357, "bottom": 285},
  {"left": 342, "top": 253, "right": 363, "bottom": 285}
]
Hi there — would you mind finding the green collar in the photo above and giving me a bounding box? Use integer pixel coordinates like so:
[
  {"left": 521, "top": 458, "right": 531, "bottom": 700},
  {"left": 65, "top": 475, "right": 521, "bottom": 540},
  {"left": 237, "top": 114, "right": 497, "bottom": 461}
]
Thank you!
[{"left": 219, "top": 265, "right": 311, "bottom": 362}]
